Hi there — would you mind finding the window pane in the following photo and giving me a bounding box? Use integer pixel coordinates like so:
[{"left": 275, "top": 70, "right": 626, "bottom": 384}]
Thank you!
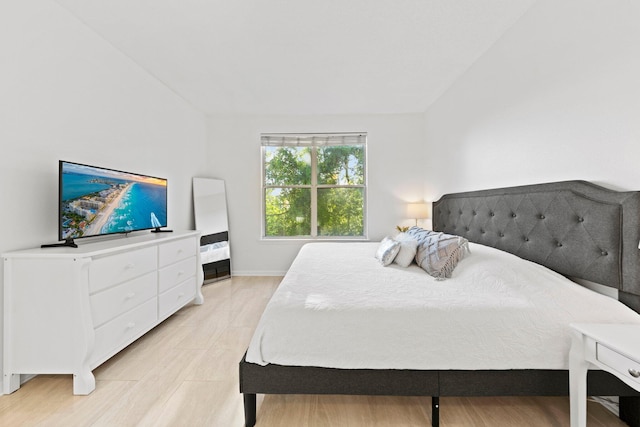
[
  {"left": 264, "top": 147, "right": 311, "bottom": 186},
  {"left": 317, "top": 145, "right": 365, "bottom": 185},
  {"left": 317, "top": 188, "right": 364, "bottom": 236},
  {"left": 264, "top": 187, "right": 311, "bottom": 236}
]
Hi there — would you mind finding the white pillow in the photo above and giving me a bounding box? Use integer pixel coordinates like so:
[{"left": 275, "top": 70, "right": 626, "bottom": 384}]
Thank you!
[
  {"left": 375, "top": 236, "right": 400, "bottom": 266},
  {"left": 393, "top": 233, "right": 419, "bottom": 267}
]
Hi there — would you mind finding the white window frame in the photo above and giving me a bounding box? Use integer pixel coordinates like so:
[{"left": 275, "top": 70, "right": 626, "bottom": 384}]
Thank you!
[{"left": 261, "top": 132, "right": 368, "bottom": 240}]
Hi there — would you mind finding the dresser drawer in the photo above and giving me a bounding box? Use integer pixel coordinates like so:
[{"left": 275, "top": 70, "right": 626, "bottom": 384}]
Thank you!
[
  {"left": 159, "top": 257, "right": 196, "bottom": 293},
  {"left": 597, "top": 343, "right": 640, "bottom": 386},
  {"left": 159, "top": 276, "right": 196, "bottom": 320},
  {"left": 158, "top": 238, "right": 196, "bottom": 268},
  {"left": 90, "top": 271, "right": 157, "bottom": 328},
  {"left": 92, "top": 297, "right": 157, "bottom": 366},
  {"left": 89, "top": 247, "right": 157, "bottom": 294}
]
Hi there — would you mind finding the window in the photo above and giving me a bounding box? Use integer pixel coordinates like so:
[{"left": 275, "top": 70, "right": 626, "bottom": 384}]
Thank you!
[{"left": 262, "top": 133, "right": 367, "bottom": 239}]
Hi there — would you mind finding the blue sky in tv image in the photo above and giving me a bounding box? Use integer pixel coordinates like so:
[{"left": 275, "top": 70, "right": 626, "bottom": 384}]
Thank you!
[{"left": 60, "top": 161, "right": 167, "bottom": 240}]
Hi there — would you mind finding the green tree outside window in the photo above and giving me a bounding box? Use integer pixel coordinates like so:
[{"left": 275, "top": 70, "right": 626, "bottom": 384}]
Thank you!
[{"left": 262, "top": 134, "right": 366, "bottom": 238}]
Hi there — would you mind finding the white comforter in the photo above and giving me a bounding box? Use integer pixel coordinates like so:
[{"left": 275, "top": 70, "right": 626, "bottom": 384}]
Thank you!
[{"left": 246, "top": 242, "right": 640, "bottom": 370}]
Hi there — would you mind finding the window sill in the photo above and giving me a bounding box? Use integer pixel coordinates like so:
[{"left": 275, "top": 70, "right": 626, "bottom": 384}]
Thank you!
[{"left": 259, "top": 236, "right": 370, "bottom": 243}]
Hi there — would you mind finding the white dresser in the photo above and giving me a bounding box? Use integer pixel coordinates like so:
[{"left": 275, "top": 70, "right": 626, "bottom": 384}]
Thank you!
[{"left": 2, "top": 230, "right": 203, "bottom": 395}]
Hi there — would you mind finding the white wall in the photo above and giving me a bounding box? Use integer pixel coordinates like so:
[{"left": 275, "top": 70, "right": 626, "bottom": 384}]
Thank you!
[
  {"left": 424, "top": 0, "right": 640, "bottom": 200},
  {"left": 206, "top": 114, "right": 426, "bottom": 275},
  {"left": 0, "top": 1, "right": 207, "bottom": 390}
]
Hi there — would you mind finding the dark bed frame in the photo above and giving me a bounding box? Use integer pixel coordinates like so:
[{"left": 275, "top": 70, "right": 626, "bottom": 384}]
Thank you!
[{"left": 239, "top": 181, "right": 640, "bottom": 427}]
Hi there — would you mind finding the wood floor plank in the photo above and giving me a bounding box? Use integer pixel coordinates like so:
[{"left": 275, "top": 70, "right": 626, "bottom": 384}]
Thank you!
[
  {"left": 0, "top": 276, "right": 630, "bottom": 426},
  {"left": 145, "top": 379, "right": 245, "bottom": 427}
]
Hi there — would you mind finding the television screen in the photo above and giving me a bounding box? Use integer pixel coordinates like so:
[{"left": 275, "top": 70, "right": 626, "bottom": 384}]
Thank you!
[{"left": 59, "top": 161, "right": 168, "bottom": 241}]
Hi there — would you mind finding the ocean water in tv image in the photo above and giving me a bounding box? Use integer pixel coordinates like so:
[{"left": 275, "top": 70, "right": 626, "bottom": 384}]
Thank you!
[
  {"left": 102, "top": 182, "right": 167, "bottom": 234},
  {"left": 62, "top": 172, "right": 120, "bottom": 200}
]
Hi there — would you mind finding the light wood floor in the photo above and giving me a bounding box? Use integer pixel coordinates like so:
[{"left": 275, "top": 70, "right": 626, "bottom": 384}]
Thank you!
[{"left": 0, "top": 276, "right": 628, "bottom": 426}]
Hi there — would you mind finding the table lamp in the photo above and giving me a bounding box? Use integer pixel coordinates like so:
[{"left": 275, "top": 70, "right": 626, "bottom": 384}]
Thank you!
[{"left": 407, "top": 203, "right": 429, "bottom": 226}]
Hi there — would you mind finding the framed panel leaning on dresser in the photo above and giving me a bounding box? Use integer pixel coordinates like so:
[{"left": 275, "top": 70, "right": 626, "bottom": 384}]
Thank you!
[{"left": 3, "top": 230, "right": 203, "bottom": 395}]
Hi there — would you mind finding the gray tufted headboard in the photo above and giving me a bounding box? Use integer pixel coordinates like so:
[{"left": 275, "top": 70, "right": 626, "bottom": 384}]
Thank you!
[{"left": 432, "top": 181, "right": 640, "bottom": 313}]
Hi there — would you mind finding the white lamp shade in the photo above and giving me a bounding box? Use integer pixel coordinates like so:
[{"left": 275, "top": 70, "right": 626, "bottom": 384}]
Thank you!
[{"left": 407, "top": 203, "right": 430, "bottom": 219}]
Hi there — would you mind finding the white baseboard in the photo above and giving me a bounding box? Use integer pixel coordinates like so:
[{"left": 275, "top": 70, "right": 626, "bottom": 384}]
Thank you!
[{"left": 231, "top": 270, "right": 286, "bottom": 277}]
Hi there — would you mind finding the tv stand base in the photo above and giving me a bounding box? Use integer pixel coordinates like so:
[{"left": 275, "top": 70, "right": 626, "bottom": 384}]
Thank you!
[
  {"left": 41, "top": 238, "right": 77, "bottom": 248},
  {"left": 151, "top": 228, "right": 173, "bottom": 233}
]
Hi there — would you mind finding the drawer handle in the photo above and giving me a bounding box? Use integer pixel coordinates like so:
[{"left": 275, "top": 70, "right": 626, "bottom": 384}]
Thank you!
[
  {"left": 126, "top": 322, "right": 136, "bottom": 329},
  {"left": 178, "top": 292, "right": 185, "bottom": 299},
  {"left": 124, "top": 263, "right": 135, "bottom": 270},
  {"left": 125, "top": 292, "right": 136, "bottom": 300},
  {"left": 177, "top": 270, "right": 184, "bottom": 276},
  {"left": 630, "top": 369, "right": 640, "bottom": 378}
]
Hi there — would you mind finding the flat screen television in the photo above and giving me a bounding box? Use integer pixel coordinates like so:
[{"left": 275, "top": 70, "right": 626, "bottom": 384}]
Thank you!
[{"left": 51, "top": 161, "right": 169, "bottom": 247}]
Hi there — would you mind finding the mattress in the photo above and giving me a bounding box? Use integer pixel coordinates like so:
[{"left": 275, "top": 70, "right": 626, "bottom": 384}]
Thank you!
[{"left": 246, "top": 242, "right": 640, "bottom": 370}]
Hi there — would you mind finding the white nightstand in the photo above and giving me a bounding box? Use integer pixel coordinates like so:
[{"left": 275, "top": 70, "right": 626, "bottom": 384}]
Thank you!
[{"left": 569, "top": 323, "right": 640, "bottom": 427}]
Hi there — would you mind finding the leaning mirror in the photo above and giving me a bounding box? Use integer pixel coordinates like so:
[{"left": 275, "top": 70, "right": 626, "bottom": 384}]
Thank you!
[{"left": 193, "top": 177, "right": 230, "bottom": 283}]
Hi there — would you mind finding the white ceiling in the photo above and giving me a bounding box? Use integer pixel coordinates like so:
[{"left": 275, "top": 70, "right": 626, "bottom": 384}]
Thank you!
[{"left": 55, "top": 0, "right": 536, "bottom": 116}]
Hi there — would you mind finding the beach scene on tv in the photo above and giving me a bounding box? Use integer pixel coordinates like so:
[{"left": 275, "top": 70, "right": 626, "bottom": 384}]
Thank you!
[{"left": 61, "top": 162, "right": 167, "bottom": 240}]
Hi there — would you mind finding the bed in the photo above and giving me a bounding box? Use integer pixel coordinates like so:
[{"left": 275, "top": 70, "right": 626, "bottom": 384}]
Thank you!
[{"left": 239, "top": 180, "right": 640, "bottom": 427}]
